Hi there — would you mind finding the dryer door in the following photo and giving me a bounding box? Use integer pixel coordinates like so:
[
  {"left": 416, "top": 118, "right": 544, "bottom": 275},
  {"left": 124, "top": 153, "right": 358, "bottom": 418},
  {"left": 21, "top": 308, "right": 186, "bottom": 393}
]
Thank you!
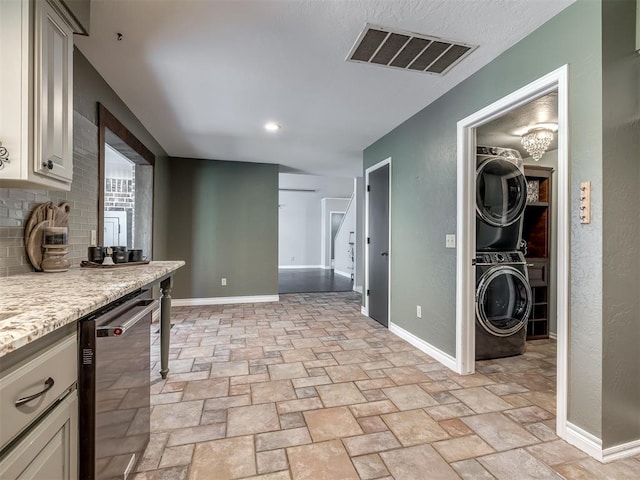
[
  {"left": 476, "top": 158, "right": 527, "bottom": 227},
  {"left": 476, "top": 266, "right": 532, "bottom": 337}
]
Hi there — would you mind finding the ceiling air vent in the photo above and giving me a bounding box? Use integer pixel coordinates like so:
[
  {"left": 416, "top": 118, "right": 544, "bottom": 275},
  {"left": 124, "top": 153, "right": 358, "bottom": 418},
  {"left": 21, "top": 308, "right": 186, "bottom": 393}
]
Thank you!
[{"left": 347, "top": 24, "right": 476, "bottom": 75}]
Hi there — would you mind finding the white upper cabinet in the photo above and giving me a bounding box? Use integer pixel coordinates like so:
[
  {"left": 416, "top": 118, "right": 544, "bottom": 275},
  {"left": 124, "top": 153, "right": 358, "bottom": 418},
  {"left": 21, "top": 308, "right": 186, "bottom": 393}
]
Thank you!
[{"left": 0, "top": 0, "right": 74, "bottom": 191}]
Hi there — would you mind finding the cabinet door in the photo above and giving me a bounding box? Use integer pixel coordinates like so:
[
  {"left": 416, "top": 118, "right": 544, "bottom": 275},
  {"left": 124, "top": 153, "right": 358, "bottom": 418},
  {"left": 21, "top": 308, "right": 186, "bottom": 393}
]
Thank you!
[
  {"left": 34, "top": 0, "right": 73, "bottom": 184},
  {"left": 0, "top": 392, "right": 78, "bottom": 480},
  {"left": 0, "top": 0, "right": 30, "bottom": 180}
]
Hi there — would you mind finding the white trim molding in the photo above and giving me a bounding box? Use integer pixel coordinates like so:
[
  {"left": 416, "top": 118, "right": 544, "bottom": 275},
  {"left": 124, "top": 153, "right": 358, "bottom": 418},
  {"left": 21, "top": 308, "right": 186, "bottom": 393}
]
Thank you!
[
  {"left": 389, "top": 322, "right": 457, "bottom": 372},
  {"left": 278, "top": 265, "right": 324, "bottom": 269},
  {"left": 566, "top": 423, "right": 640, "bottom": 463},
  {"left": 361, "top": 305, "right": 368, "bottom": 316},
  {"left": 565, "top": 423, "right": 603, "bottom": 460},
  {"left": 602, "top": 439, "right": 640, "bottom": 463},
  {"left": 456, "top": 65, "right": 570, "bottom": 438},
  {"left": 334, "top": 269, "right": 352, "bottom": 278},
  {"left": 173, "top": 295, "right": 280, "bottom": 307}
]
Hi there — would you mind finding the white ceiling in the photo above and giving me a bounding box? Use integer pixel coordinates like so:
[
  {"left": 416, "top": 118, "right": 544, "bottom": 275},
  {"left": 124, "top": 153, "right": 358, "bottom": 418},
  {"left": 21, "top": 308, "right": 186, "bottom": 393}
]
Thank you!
[
  {"left": 279, "top": 173, "right": 354, "bottom": 203},
  {"left": 477, "top": 91, "right": 559, "bottom": 155},
  {"left": 76, "top": 0, "right": 574, "bottom": 178}
]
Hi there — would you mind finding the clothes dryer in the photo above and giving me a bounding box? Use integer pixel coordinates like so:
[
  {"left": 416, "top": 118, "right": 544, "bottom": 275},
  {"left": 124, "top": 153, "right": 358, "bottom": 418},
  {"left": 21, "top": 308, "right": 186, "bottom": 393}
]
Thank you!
[
  {"left": 475, "top": 251, "right": 532, "bottom": 360},
  {"left": 476, "top": 146, "right": 528, "bottom": 251}
]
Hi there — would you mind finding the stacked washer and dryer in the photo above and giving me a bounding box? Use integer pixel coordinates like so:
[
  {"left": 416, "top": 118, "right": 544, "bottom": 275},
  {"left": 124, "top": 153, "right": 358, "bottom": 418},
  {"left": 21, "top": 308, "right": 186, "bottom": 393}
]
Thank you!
[{"left": 475, "top": 146, "right": 533, "bottom": 360}]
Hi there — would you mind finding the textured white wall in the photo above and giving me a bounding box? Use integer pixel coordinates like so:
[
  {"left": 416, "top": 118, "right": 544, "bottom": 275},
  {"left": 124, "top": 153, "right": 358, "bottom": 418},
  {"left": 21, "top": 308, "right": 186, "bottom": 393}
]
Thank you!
[
  {"left": 278, "top": 191, "right": 322, "bottom": 267},
  {"left": 278, "top": 173, "right": 353, "bottom": 268}
]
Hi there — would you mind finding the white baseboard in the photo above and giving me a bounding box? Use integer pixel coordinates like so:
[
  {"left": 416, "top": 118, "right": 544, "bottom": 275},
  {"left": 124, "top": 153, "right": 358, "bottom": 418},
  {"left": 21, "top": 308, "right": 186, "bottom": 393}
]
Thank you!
[
  {"left": 602, "top": 438, "right": 640, "bottom": 463},
  {"left": 334, "top": 269, "right": 352, "bottom": 278},
  {"left": 173, "top": 295, "right": 279, "bottom": 307},
  {"left": 565, "top": 422, "right": 640, "bottom": 462},
  {"left": 565, "top": 422, "right": 603, "bottom": 460},
  {"left": 549, "top": 331, "right": 558, "bottom": 340},
  {"left": 361, "top": 306, "right": 368, "bottom": 316},
  {"left": 354, "top": 285, "right": 363, "bottom": 294},
  {"left": 278, "top": 265, "right": 323, "bottom": 269},
  {"left": 389, "top": 321, "right": 458, "bottom": 372}
]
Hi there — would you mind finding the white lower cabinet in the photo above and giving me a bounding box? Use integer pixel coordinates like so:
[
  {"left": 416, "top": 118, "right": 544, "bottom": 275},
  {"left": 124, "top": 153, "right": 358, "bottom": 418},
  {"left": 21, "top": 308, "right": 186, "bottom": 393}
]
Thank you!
[
  {"left": 0, "top": 331, "right": 78, "bottom": 480},
  {"left": 0, "top": 392, "right": 78, "bottom": 480}
]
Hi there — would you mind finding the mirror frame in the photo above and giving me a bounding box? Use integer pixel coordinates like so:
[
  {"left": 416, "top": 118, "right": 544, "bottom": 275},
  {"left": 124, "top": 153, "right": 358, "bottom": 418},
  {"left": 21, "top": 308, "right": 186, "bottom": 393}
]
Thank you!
[{"left": 97, "top": 103, "right": 155, "bottom": 247}]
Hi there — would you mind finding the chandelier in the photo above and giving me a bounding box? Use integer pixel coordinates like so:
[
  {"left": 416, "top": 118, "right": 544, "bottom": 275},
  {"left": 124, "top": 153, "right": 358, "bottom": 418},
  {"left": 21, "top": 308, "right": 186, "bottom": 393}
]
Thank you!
[{"left": 521, "top": 127, "right": 554, "bottom": 161}]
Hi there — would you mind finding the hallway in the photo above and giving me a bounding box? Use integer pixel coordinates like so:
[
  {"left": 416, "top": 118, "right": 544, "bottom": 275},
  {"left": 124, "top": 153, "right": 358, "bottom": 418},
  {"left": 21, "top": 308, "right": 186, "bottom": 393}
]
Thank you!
[
  {"left": 278, "top": 268, "right": 354, "bottom": 294},
  {"left": 135, "top": 292, "right": 640, "bottom": 479}
]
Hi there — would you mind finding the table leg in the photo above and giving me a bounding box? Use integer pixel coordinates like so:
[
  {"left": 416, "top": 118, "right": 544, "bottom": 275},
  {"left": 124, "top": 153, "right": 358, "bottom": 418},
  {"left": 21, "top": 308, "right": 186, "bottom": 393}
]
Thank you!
[{"left": 160, "top": 276, "right": 173, "bottom": 379}]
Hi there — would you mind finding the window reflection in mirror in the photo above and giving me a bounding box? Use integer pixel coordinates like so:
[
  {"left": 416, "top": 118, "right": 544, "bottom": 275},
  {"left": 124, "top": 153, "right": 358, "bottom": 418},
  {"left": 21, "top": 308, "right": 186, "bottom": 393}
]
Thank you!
[{"left": 98, "top": 104, "right": 155, "bottom": 259}]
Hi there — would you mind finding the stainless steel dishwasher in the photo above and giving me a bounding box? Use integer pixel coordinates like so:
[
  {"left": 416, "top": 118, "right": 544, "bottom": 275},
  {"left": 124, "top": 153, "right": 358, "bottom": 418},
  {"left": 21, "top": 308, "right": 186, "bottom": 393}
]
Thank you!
[{"left": 78, "top": 288, "right": 156, "bottom": 480}]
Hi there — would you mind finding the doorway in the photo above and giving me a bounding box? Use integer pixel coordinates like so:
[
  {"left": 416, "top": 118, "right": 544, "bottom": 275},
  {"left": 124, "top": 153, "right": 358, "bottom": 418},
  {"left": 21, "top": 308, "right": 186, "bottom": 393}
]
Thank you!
[
  {"left": 365, "top": 158, "right": 391, "bottom": 327},
  {"left": 456, "top": 66, "right": 569, "bottom": 437},
  {"left": 104, "top": 211, "right": 127, "bottom": 246}
]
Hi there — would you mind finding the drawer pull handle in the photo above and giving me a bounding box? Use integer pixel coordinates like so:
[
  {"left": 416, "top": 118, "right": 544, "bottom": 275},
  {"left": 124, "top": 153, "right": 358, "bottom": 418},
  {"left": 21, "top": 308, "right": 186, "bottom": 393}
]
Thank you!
[
  {"left": 15, "top": 377, "right": 55, "bottom": 407},
  {"left": 527, "top": 264, "right": 535, "bottom": 267}
]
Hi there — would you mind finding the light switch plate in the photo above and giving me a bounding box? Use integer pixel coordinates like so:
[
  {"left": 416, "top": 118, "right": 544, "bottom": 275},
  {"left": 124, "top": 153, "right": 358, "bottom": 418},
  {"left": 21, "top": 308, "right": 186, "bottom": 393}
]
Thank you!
[
  {"left": 221, "top": 278, "right": 227, "bottom": 286},
  {"left": 416, "top": 305, "right": 422, "bottom": 318},
  {"left": 580, "top": 181, "right": 591, "bottom": 224},
  {"left": 445, "top": 234, "right": 456, "bottom": 248}
]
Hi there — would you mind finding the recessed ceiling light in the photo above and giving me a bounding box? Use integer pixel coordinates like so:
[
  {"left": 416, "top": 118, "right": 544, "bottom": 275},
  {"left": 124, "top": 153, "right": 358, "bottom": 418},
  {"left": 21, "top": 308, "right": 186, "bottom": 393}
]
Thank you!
[{"left": 264, "top": 122, "right": 281, "bottom": 132}]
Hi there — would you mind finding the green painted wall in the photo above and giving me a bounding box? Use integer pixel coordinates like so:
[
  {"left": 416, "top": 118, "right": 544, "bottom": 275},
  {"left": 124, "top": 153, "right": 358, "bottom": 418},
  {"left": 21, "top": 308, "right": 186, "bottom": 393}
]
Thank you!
[
  {"left": 164, "top": 158, "right": 279, "bottom": 299},
  {"left": 363, "top": 0, "right": 608, "bottom": 438},
  {"left": 74, "top": 49, "right": 167, "bottom": 158},
  {"left": 601, "top": 0, "right": 640, "bottom": 448},
  {"left": 74, "top": 48, "right": 171, "bottom": 259}
]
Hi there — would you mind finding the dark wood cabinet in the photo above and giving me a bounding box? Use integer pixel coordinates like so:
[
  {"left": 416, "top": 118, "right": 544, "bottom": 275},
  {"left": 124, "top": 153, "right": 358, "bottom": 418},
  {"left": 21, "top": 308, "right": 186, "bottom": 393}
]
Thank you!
[{"left": 522, "top": 165, "right": 553, "bottom": 339}]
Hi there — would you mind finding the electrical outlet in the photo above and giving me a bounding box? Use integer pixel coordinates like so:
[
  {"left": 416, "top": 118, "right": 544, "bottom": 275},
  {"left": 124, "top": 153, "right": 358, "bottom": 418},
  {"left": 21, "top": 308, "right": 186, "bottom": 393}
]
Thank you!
[
  {"left": 90, "top": 230, "right": 97, "bottom": 246},
  {"left": 445, "top": 234, "right": 456, "bottom": 248},
  {"left": 221, "top": 278, "right": 227, "bottom": 286},
  {"left": 416, "top": 305, "right": 422, "bottom": 318}
]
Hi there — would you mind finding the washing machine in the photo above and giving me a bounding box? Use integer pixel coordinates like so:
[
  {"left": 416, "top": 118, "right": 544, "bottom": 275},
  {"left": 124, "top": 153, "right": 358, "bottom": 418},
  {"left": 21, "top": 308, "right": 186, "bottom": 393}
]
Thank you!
[
  {"left": 476, "top": 146, "right": 528, "bottom": 251},
  {"left": 475, "top": 250, "right": 532, "bottom": 360}
]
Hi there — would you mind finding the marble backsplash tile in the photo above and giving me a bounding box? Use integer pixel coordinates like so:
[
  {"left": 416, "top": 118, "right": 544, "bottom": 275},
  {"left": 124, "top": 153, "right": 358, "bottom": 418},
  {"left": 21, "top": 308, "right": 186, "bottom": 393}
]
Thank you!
[{"left": 0, "top": 112, "right": 98, "bottom": 276}]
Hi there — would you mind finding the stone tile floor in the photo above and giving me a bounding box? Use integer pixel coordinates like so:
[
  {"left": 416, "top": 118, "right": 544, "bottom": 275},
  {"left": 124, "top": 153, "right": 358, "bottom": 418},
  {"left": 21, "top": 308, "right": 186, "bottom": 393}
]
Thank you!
[{"left": 134, "top": 292, "right": 640, "bottom": 479}]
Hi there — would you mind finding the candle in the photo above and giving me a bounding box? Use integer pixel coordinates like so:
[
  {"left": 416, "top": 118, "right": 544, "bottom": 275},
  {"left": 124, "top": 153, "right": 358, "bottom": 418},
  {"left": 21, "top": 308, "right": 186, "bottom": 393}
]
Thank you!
[{"left": 43, "top": 226, "right": 68, "bottom": 246}]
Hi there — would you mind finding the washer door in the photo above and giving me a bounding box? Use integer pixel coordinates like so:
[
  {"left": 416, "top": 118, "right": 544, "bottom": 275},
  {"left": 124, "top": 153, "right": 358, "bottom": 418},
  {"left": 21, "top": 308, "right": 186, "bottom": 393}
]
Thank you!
[
  {"left": 476, "top": 266, "right": 532, "bottom": 337},
  {"left": 476, "top": 158, "right": 527, "bottom": 227}
]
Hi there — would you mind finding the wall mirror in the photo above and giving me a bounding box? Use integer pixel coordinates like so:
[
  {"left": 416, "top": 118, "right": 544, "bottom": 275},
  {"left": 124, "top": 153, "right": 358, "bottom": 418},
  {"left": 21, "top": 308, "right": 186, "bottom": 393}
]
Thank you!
[{"left": 98, "top": 104, "right": 155, "bottom": 258}]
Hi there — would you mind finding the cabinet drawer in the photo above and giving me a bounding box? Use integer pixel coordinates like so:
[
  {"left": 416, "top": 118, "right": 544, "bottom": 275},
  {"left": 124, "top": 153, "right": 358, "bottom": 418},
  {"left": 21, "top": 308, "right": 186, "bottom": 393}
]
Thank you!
[
  {"left": 526, "top": 260, "right": 548, "bottom": 287},
  {"left": 0, "top": 334, "right": 77, "bottom": 450},
  {"left": 0, "top": 391, "right": 77, "bottom": 480}
]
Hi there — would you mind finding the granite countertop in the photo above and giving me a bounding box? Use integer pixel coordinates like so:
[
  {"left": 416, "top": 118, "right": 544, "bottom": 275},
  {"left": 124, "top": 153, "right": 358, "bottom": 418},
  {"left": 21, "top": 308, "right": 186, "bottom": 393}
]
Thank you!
[{"left": 0, "top": 261, "right": 185, "bottom": 358}]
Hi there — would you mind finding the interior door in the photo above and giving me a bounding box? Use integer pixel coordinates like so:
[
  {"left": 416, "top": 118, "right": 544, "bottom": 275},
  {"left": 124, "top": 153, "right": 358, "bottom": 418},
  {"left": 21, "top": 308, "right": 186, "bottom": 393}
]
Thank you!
[
  {"left": 368, "top": 163, "right": 390, "bottom": 327},
  {"left": 104, "top": 211, "right": 127, "bottom": 246}
]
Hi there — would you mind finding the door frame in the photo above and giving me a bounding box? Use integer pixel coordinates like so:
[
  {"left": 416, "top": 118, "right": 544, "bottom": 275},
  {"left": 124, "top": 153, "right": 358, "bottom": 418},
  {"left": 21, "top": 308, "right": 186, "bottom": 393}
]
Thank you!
[
  {"left": 455, "top": 65, "right": 569, "bottom": 437},
  {"left": 364, "top": 157, "right": 392, "bottom": 323}
]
